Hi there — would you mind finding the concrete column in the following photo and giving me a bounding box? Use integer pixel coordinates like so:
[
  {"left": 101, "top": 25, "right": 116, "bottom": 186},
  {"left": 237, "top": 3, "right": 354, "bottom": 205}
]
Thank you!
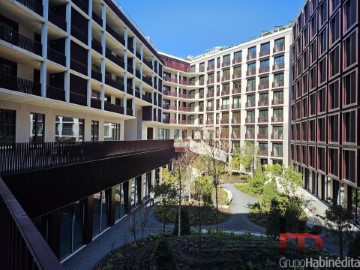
[
  {"left": 40, "top": 0, "right": 49, "bottom": 97},
  {"left": 86, "top": 0, "right": 93, "bottom": 107},
  {"left": 64, "top": 3, "right": 71, "bottom": 102}
]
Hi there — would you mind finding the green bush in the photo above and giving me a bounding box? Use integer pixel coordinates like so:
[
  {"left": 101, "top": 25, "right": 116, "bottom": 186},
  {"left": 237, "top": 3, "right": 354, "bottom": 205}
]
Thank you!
[
  {"left": 348, "top": 232, "right": 360, "bottom": 258},
  {"left": 153, "top": 237, "right": 176, "bottom": 270}
]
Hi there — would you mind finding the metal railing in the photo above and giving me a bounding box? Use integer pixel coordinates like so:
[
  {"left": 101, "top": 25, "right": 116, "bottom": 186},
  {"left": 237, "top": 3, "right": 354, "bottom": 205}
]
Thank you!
[
  {"left": 0, "top": 176, "right": 62, "bottom": 269},
  {"left": 0, "top": 140, "right": 174, "bottom": 176}
]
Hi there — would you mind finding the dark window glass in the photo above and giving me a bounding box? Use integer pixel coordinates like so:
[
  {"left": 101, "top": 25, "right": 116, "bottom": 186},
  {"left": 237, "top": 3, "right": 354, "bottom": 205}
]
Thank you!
[{"left": 0, "top": 109, "right": 16, "bottom": 143}]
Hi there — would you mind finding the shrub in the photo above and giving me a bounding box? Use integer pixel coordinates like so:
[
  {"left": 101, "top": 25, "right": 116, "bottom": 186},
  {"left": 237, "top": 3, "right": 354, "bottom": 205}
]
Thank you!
[
  {"left": 348, "top": 232, "right": 360, "bottom": 258},
  {"left": 153, "top": 237, "right": 176, "bottom": 270}
]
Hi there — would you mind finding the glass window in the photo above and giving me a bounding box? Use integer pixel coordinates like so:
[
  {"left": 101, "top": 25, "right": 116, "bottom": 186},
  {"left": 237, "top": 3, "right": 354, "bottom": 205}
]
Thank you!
[
  {"left": 344, "top": 0, "right": 357, "bottom": 32},
  {"left": 92, "top": 191, "right": 109, "bottom": 238},
  {"left": 55, "top": 116, "right": 84, "bottom": 142},
  {"left": 104, "top": 122, "right": 120, "bottom": 141},
  {"left": 91, "top": 120, "right": 99, "bottom": 142},
  {"left": 115, "top": 184, "right": 126, "bottom": 221},
  {"left": 30, "top": 113, "right": 45, "bottom": 143},
  {"left": 0, "top": 109, "right": 16, "bottom": 143}
]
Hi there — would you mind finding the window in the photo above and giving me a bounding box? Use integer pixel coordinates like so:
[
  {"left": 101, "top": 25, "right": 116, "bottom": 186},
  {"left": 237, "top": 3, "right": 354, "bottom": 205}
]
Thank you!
[
  {"left": 273, "top": 109, "right": 283, "bottom": 122},
  {"left": 234, "top": 51, "right": 242, "bottom": 63},
  {"left": 319, "top": 28, "right": 327, "bottom": 55},
  {"left": 274, "top": 55, "right": 284, "bottom": 70},
  {"left": 247, "top": 78, "right": 256, "bottom": 91},
  {"left": 223, "top": 54, "right": 230, "bottom": 66},
  {"left": 273, "top": 126, "right": 283, "bottom": 139},
  {"left": 343, "top": 70, "right": 357, "bottom": 106},
  {"left": 91, "top": 120, "right": 99, "bottom": 141},
  {"left": 318, "top": 1, "right": 327, "bottom": 27},
  {"left": 318, "top": 57, "right": 327, "bottom": 84},
  {"left": 247, "top": 62, "right": 256, "bottom": 75},
  {"left": 310, "top": 93, "right": 316, "bottom": 115},
  {"left": 344, "top": 0, "right": 357, "bottom": 32},
  {"left": 259, "top": 76, "right": 269, "bottom": 89},
  {"left": 330, "top": 0, "right": 340, "bottom": 14},
  {"left": 259, "top": 110, "right": 268, "bottom": 122},
  {"left": 343, "top": 30, "right": 357, "bottom": 69},
  {"left": 329, "top": 114, "right": 339, "bottom": 142},
  {"left": 29, "top": 113, "right": 45, "bottom": 143},
  {"left": 260, "top": 59, "right": 270, "bottom": 72},
  {"left": 317, "top": 117, "right": 326, "bottom": 142},
  {"left": 310, "top": 65, "right": 317, "bottom": 90},
  {"left": 318, "top": 87, "right": 327, "bottom": 113},
  {"left": 309, "top": 120, "right": 316, "bottom": 141},
  {"left": 248, "top": 46, "right": 256, "bottom": 59},
  {"left": 104, "top": 122, "right": 120, "bottom": 141},
  {"left": 329, "top": 11, "right": 340, "bottom": 45},
  {"left": 55, "top": 116, "right": 84, "bottom": 142},
  {"left": 343, "top": 110, "right": 356, "bottom": 143},
  {"left": 272, "top": 143, "right": 283, "bottom": 157},
  {"left": 260, "top": 42, "right": 270, "bottom": 55},
  {"left": 273, "top": 73, "right": 284, "bottom": 88},
  {"left": 274, "top": 38, "right": 285, "bottom": 53},
  {"left": 0, "top": 109, "right": 16, "bottom": 143},
  {"left": 208, "top": 59, "right": 215, "bottom": 70},
  {"left": 329, "top": 46, "right": 340, "bottom": 78},
  {"left": 310, "top": 15, "right": 317, "bottom": 38},
  {"left": 343, "top": 150, "right": 356, "bottom": 182},
  {"left": 310, "top": 40, "right": 317, "bottom": 64},
  {"left": 329, "top": 80, "right": 339, "bottom": 110},
  {"left": 329, "top": 148, "right": 339, "bottom": 176}
]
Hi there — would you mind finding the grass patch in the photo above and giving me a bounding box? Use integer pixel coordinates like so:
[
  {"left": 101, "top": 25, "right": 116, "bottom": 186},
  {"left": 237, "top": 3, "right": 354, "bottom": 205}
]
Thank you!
[{"left": 234, "top": 183, "right": 258, "bottom": 197}]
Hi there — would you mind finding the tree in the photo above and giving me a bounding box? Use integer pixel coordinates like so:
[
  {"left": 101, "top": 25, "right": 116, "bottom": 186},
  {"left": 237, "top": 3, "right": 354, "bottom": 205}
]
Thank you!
[
  {"left": 173, "top": 208, "right": 191, "bottom": 236},
  {"left": 154, "top": 183, "right": 177, "bottom": 233},
  {"left": 153, "top": 237, "right": 177, "bottom": 270},
  {"left": 318, "top": 200, "right": 353, "bottom": 257},
  {"left": 280, "top": 165, "right": 302, "bottom": 199},
  {"left": 232, "top": 141, "right": 259, "bottom": 174}
]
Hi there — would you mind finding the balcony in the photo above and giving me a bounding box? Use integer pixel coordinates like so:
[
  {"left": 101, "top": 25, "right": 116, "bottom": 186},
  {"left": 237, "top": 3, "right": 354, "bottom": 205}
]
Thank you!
[
  {"left": 271, "top": 116, "right": 284, "bottom": 122},
  {"left": 272, "top": 80, "right": 284, "bottom": 88},
  {"left": 73, "top": 0, "right": 88, "bottom": 13},
  {"left": 143, "top": 59, "right": 153, "bottom": 69},
  {"left": 199, "top": 106, "right": 204, "bottom": 112},
  {"left": 164, "top": 77, "right": 177, "bottom": 84},
  {"left": 232, "top": 104, "right": 241, "bottom": 110},
  {"left": 0, "top": 26, "right": 42, "bottom": 56},
  {"left": 47, "top": 85, "right": 65, "bottom": 101},
  {"left": 233, "top": 58, "right": 242, "bottom": 65},
  {"left": 179, "top": 120, "right": 188, "bottom": 125},
  {"left": 71, "top": 59, "right": 87, "bottom": 75},
  {"left": 222, "top": 61, "right": 230, "bottom": 67},
  {"left": 222, "top": 90, "right": 230, "bottom": 96},
  {"left": 206, "top": 92, "right": 214, "bottom": 98},
  {"left": 232, "top": 73, "right": 242, "bottom": 80},
  {"left": 91, "top": 70, "right": 102, "bottom": 82},
  {"left": 258, "top": 100, "right": 269, "bottom": 106},
  {"left": 245, "top": 133, "right": 255, "bottom": 139},
  {"left": 199, "top": 66, "right": 205, "bottom": 72},
  {"left": 127, "top": 65, "right": 134, "bottom": 74},
  {"left": 271, "top": 133, "right": 283, "bottom": 140},
  {"left": 91, "top": 98, "right": 102, "bottom": 109},
  {"left": 142, "top": 94, "right": 152, "bottom": 103},
  {"left": 246, "top": 68, "right": 256, "bottom": 77},
  {"left": 187, "top": 107, "right": 196, "bottom": 112},
  {"left": 179, "top": 80, "right": 189, "bottom": 86},
  {"left": 272, "top": 99, "right": 284, "bottom": 106},
  {"left": 246, "top": 101, "right": 255, "bottom": 108},
  {"left": 207, "top": 65, "right": 215, "bottom": 71},
  {"left": 49, "top": 9, "right": 66, "bottom": 31},
  {"left": 168, "top": 105, "right": 177, "bottom": 110},
  {"left": 221, "top": 119, "right": 229, "bottom": 124},
  {"left": 206, "top": 120, "right": 214, "bottom": 125},
  {"left": 70, "top": 92, "right": 87, "bottom": 106},
  {"left": 47, "top": 47, "right": 66, "bottom": 66},
  {"left": 207, "top": 79, "right": 215, "bottom": 85},
  {"left": 92, "top": 12, "right": 103, "bottom": 26},
  {"left": 170, "top": 119, "right": 177, "bottom": 124},
  {"left": 178, "top": 93, "right": 189, "bottom": 99},
  {"left": 258, "top": 83, "right": 269, "bottom": 90},
  {"left": 258, "top": 66, "right": 270, "bottom": 74},
  {"left": 247, "top": 52, "right": 256, "bottom": 61},
  {"left": 71, "top": 26, "right": 87, "bottom": 44},
  {"left": 106, "top": 25, "right": 125, "bottom": 46},
  {"left": 92, "top": 39, "right": 102, "bottom": 54},
  {"left": 257, "top": 133, "right": 268, "bottom": 139},
  {"left": 128, "top": 44, "right": 134, "bottom": 53},
  {"left": 143, "top": 76, "right": 152, "bottom": 86},
  {"left": 105, "top": 76, "right": 124, "bottom": 91},
  {"left": 220, "top": 133, "right": 229, "bottom": 139},
  {"left": 106, "top": 49, "right": 125, "bottom": 68},
  {"left": 273, "top": 63, "right": 285, "bottom": 71},
  {"left": 259, "top": 49, "right": 270, "bottom": 57},
  {"left": 258, "top": 117, "right": 269, "bottom": 123},
  {"left": 222, "top": 76, "right": 230, "bottom": 82},
  {"left": 232, "top": 88, "right": 242, "bottom": 95},
  {"left": 221, "top": 105, "right": 230, "bottom": 110},
  {"left": 0, "top": 72, "right": 41, "bottom": 96},
  {"left": 245, "top": 117, "right": 255, "bottom": 123},
  {"left": 164, "top": 91, "right": 177, "bottom": 97},
  {"left": 16, "top": 0, "right": 43, "bottom": 16},
  {"left": 104, "top": 102, "right": 124, "bottom": 115},
  {"left": 179, "top": 106, "right": 188, "bottom": 112},
  {"left": 271, "top": 150, "right": 283, "bottom": 157},
  {"left": 259, "top": 149, "right": 268, "bottom": 156},
  {"left": 232, "top": 133, "right": 240, "bottom": 139},
  {"left": 206, "top": 106, "right": 214, "bottom": 111},
  {"left": 246, "top": 86, "right": 256, "bottom": 93},
  {"left": 273, "top": 44, "right": 285, "bottom": 54}
]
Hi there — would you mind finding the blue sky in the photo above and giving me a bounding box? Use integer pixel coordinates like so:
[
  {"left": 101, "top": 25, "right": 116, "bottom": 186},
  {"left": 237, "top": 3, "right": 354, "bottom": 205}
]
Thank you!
[{"left": 118, "top": 0, "right": 304, "bottom": 58}]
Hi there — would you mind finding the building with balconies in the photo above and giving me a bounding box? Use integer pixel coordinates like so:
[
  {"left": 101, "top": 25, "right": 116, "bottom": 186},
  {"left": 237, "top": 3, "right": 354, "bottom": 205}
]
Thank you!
[
  {"left": 290, "top": 0, "right": 360, "bottom": 223},
  {"left": 160, "top": 27, "right": 292, "bottom": 166}
]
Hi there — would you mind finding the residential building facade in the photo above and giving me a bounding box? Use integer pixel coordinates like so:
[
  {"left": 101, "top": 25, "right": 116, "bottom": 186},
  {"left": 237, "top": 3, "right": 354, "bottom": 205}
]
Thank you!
[{"left": 291, "top": 0, "right": 359, "bottom": 223}]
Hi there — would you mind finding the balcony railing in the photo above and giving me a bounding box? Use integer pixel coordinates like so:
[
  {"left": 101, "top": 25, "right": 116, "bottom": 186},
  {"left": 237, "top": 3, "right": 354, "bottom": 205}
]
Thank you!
[
  {"left": 221, "top": 119, "right": 229, "bottom": 124},
  {"left": 164, "top": 91, "right": 177, "bottom": 97},
  {"left": 104, "top": 102, "right": 124, "bottom": 115},
  {"left": 271, "top": 133, "right": 283, "bottom": 140},
  {"left": 72, "top": 0, "right": 88, "bottom": 13},
  {"left": 48, "top": 9, "right": 66, "bottom": 31},
  {"left": 0, "top": 26, "right": 42, "bottom": 56},
  {"left": 232, "top": 88, "right": 242, "bottom": 95},
  {"left": 222, "top": 76, "right": 230, "bottom": 82},
  {"left": 92, "top": 39, "right": 102, "bottom": 54},
  {"left": 258, "top": 100, "right": 269, "bottom": 106},
  {"left": 258, "top": 83, "right": 269, "bottom": 90},
  {"left": 222, "top": 90, "right": 230, "bottom": 96},
  {"left": 272, "top": 80, "right": 284, "bottom": 88},
  {"left": 258, "top": 117, "right": 269, "bottom": 123},
  {"left": 207, "top": 79, "right": 215, "bottom": 85},
  {"left": 0, "top": 140, "right": 174, "bottom": 176},
  {"left": 179, "top": 120, "right": 187, "bottom": 125},
  {"left": 206, "top": 106, "right": 214, "bottom": 111},
  {"left": 187, "top": 107, "right": 196, "bottom": 112},
  {"left": 71, "top": 59, "right": 87, "bottom": 75},
  {"left": 48, "top": 47, "right": 66, "bottom": 66},
  {"left": 220, "top": 133, "right": 229, "bottom": 139},
  {"left": 259, "top": 49, "right": 270, "bottom": 57},
  {"left": 71, "top": 26, "right": 87, "bottom": 44},
  {"left": 91, "top": 98, "right": 102, "bottom": 109},
  {"left": 246, "top": 101, "right": 255, "bottom": 107},
  {"left": 106, "top": 25, "right": 125, "bottom": 46},
  {"left": 232, "top": 103, "right": 241, "bottom": 109},
  {"left": 206, "top": 120, "right": 214, "bottom": 125},
  {"left": 47, "top": 86, "right": 65, "bottom": 101},
  {"left": 179, "top": 106, "right": 188, "bottom": 112},
  {"left": 247, "top": 52, "right": 256, "bottom": 61},
  {"left": 92, "top": 12, "right": 103, "bottom": 26},
  {"left": 245, "top": 133, "right": 255, "bottom": 139},
  {"left": 246, "top": 86, "right": 256, "bottom": 92},
  {"left": 163, "top": 61, "right": 190, "bottom": 73},
  {"left": 272, "top": 99, "right": 284, "bottom": 105},
  {"left": 222, "top": 61, "right": 230, "bottom": 67},
  {"left": 0, "top": 72, "right": 41, "bottom": 97},
  {"left": 199, "top": 66, "right": 205, "bottom": 72},
  {"left": 271, "top": 116, "right": 284, "bottom": 122},
  {"left": 0, "top": 176, "right": 62, "bottom": 270},
  {"left": 164, "top": 77, "right": 177, "bottom": 83},
  {"left": 143, "top": 59, "right": 153, "bottom": 69},
  {"left": 272, "top": 150, "right": 283, "bottom": 157},
  {"left": 273, "top": 44, "right": 285, "bottom": 53},
  {"left": 257, "top": 133, "right": 268, "bottom": 139},
  {"left": 232, "top": 73, "right": 242, "bottom": 79},
  {"left": 106, "top": 49, "right": 125, "bottom": 68},
  {"left": 233, "top": 58, "right": 242, "bottom": 65},
  {"left": 245, "top": 117, "right": 255, "bottom": 123},
  {"left": 207, "top": 65, "right": 215, "bottom": 71},
  {"left": 70, "top": 92, "right": 87, "bottom": 106},
  {"left": 91, "top": 70, "right": 102, "bottom": 82},
  {"left": 221, "top": 105, "right": 230, "bottom": 110},
  {"left": 232, "top": 133, "right": 240, "bottom": 139},
  {"left": 259, "top": 66, "right": 270, "bottom": 73},
  {"left": 273, "top": 63, "right": 285, "bottom": 70},
  {"left": 246, "top": 69, "right": 256, "bottom": 76},
  {"left": 259, "top": 150, "right": 268, "bottom": 156},
  {"left": 16, "top": 0, "right": 43, "bottom": 16},
  {"left": 105, "top": 76, "right": 124, "bottom": 91},
  {"left": 206, "top": 92, "right": 214, "bottom": 98}
]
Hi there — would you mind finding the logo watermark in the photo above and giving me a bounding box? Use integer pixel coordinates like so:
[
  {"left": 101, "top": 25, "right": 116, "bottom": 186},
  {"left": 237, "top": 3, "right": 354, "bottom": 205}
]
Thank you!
[
  {"left": 279, "top": 257, "right": 360, "bottom": 268},
  {"left": 279, "top": 233, "right": 324, "bottom": 253}
]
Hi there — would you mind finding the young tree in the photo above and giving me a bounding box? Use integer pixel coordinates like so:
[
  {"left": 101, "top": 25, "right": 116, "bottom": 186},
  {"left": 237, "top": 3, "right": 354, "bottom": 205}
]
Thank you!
[
  {"left": 231, "top": 141, "right": 259, "bottom": 174},
  {"left": 318, "top": 200, "right": 354, "bottom": 257},
  {"left": 154, "top": 183, "right": 177, "bottom": 233}
]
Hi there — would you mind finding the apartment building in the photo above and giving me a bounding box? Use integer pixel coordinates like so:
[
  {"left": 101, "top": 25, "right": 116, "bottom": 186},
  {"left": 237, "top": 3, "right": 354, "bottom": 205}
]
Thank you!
[
  {"left": 290, "top": 0, "right": 359, "bottom": 222},
  {"left": 0, "top": 0, "right": 174, "bottom": 262},
  {"left": 160, "top": 27, "right": 292, "bottom": 166}
]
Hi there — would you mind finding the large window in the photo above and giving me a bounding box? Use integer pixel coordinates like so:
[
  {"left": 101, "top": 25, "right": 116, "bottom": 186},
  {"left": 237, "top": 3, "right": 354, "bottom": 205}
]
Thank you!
[
  {"left": 344, "top": 0, "right": 357, "bottom": 32},
  {"left": 329, "top": 11, "right": 340, "bottom": 45},
  {"left": 104, "top": 122, "right": 120, "bottom": 141},
  {"left": 92, "top": 190, "right": 109, "bottom": 238},
  {"left": 0, "top": 109, "right": 16, "bottom": 143},
  {"left": 343, "top": 30, "right": 357, "bottom": 69},
  {"left": 343, "top": 110, "right": 356, "bottom": 143},
  {"left": 158, "top": 128, "right": 170, "bottom": 139},
  {"left": 55, "top": 116, "right": 84, "bottom": 142},
  {"left": 30, "top": 113, "right": 45, "bottom": 143},
  {"left": 91, "top": 120, "right": 99, "bottom": 141},
  {"left": 343, "top": 70, "right": 356, "bottom": 106}
]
